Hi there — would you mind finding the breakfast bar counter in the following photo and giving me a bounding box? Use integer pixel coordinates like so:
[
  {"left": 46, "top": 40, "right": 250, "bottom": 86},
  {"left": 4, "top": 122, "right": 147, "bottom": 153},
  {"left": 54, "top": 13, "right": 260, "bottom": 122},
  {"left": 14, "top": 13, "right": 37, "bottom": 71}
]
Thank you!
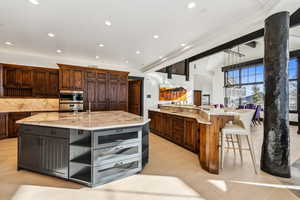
[
  {"left": 17, "top": 111, "right": 150, "bottom": 187},
  {"left": 148, "top": 105, "right": 237, "bottom": 174}
]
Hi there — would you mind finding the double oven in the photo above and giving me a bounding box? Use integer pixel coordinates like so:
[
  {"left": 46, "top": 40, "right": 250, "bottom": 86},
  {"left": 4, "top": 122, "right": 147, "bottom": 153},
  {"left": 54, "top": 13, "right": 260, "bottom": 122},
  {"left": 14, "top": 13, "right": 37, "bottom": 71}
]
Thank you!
[{"left": 59, "top": 90, "right": 84, "bottom": 111}]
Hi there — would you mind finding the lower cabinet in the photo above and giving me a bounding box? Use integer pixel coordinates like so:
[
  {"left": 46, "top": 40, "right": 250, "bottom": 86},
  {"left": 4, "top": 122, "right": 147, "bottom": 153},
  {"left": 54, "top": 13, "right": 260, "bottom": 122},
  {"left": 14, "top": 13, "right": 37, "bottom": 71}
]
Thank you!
[
  {"left": 149, "top": 111, "right": 199, "bottom": 153},
  {"left": 183, "top": 118, "right": 198, "bottom": 151},
  {"left": 8, "top": 112, "right": 31, "bottom": 138},
  {"left": 0, "top": 113, "right": 8, "bottom": 139},
  {"left": 40, "top": 137, "right": 69, "bottom": 178},
  {"left": 18, "top": 126, "right": 69, "bottom": 179}
]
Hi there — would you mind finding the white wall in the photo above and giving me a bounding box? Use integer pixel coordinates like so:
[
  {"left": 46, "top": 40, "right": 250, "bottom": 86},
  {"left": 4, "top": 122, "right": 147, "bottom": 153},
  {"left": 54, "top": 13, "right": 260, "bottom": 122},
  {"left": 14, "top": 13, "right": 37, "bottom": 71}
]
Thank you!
[
  {"left": 193, "top": 74, "right": 212, "bottom": 95},
  {"left": 143, "top": 72, "right": 194, "bottom": 118},
  {"left": 211, "top": 68, "right": 225, "bottom": 104}
]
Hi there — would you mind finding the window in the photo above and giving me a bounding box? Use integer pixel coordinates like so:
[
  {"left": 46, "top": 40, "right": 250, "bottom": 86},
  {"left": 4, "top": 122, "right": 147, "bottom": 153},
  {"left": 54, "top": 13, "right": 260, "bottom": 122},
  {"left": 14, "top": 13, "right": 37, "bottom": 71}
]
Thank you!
[
  {"left": 240, "top": 65, "right": 264, "bottom": 84},
  {"left": 289, "top": 59, "right": 297, "bottom": 80},
  {"left": 289, "top": 81, "right": 297, "bottom": 111},
  {"left": 224, "top": 58, "right": 298, "bottom": 112},
  {"left": 227, "top": 70, "right": 239, "bottom": 85}
]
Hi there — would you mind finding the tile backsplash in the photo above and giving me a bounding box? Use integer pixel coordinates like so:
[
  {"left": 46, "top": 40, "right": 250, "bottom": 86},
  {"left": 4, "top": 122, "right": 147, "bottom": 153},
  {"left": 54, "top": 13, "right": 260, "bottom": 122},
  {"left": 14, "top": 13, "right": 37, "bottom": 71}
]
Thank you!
[{"left": 0, "top": 98, "right": 59, "bottom": 112}]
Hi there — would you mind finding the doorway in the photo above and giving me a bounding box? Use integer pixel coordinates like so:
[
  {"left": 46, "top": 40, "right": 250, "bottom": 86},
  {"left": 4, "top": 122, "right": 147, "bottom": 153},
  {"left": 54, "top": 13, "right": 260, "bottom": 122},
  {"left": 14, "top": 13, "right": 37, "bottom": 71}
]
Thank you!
[{"left": 128, "top": 76, "right": 144, "bottom": 116}]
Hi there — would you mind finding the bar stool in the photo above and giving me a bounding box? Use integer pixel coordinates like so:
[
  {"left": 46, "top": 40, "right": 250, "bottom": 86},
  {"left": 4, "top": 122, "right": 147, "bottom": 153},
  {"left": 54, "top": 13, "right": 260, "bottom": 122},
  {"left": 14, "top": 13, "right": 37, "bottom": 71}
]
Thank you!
[{"left": 220, "top": 109, "right": 257, "bottom": 174}]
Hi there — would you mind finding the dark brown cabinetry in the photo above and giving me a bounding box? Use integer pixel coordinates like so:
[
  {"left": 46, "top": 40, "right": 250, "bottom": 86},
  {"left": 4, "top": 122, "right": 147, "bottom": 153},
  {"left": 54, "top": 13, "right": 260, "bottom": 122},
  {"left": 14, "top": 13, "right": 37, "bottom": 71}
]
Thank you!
[
  {"left": 8, "top": 112, "right": 31, "bottom": 137},
  {"left": 83, "top": 68, "right": 128, "bottom": 112},
  {"left": 47, "top": 70, "right": 59, "bottom": 97},
  {"left": 3, "top": 66, "right": 33, "bottom": 89},
  {"left": 183, "top": 118, "right": 198, "bottom": 151},
  {"left": 84, "top": 70, "right": 108, "bottom": 111},
  {"left": 0, "top": 113, "right": 8, "bottom": 139},
  {"left": 0, "top": 63, "right": 59, "bottom": 98},
  {"left": 108, "top": 72, "right": 128, "bottom": 111},
  {"left": 58, "top": 64, "right": 84, "bottom": 91},
  {"left": 1, "top": 64, "right": 33, "bottom": 96},
  {"left": 148, "top": 110, "right": 199, "bottom": 152},
  {"left": 33, "top": 69, "right": 48, "bottom": 96},
  {"left": 33, "top": 68, "right": 59, "bottom": 98}
]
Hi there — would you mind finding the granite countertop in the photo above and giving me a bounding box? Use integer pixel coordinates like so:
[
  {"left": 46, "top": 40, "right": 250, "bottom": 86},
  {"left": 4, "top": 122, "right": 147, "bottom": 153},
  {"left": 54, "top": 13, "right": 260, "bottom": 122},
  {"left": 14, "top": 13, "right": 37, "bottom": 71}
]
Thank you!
[
  {"left": 159, "top": 104, "right": 239, "bottom": 116},
  {"left": 0, "top": 109, "right": 59, "bottom": 113},
  {"left": 17, "top": 111, "right": 150, "bottom": 131},
  {"left": 149, "top": 108, "right": 211, "bottom": 125}
]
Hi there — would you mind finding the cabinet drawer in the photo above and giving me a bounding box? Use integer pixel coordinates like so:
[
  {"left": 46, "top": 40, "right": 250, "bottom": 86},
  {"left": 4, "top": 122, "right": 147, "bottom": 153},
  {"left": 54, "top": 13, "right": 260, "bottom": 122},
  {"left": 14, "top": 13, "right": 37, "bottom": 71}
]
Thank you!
[
  {"left": 45, "top": 128, "right": 69, "bottom": 139},
  {"left": 20, "top": 125, "right": 69, "bottom": 138},
  {"left": 93, "top": 127, "right": 141, "bottom": 148},
  {"left": 94, "top": 142, "right": 141, "bottom": 166},
  {"left": 93, "top": 157, "right": 141, "bottom": 185}
]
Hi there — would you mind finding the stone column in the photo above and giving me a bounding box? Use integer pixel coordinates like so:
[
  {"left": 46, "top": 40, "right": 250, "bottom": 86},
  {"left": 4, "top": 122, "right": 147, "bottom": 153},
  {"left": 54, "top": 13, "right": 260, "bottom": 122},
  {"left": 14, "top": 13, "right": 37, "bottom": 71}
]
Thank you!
[{"left": 261, "top": 11, "right": 291, "bottom": 178}]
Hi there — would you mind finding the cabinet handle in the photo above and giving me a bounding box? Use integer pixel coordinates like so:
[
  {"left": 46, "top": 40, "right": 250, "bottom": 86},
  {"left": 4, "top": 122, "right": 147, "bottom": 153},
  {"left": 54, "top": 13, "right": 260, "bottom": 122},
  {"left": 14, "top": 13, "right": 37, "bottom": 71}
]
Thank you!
[{"left": 114, "top": 161, "right": 124, "bottom": 167}]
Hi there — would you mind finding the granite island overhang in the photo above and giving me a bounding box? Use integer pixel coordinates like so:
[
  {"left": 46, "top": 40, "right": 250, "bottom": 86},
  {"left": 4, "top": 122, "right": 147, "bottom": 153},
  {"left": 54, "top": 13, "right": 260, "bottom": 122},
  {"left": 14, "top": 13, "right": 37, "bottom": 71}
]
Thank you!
[{"left": 16, "top": 111, "right": 150, "bottom": 187}]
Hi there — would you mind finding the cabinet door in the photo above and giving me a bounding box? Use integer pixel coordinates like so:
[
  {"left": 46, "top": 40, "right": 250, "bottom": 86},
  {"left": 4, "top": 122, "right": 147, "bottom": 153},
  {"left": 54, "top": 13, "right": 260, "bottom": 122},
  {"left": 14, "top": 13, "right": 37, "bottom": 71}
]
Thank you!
[
  {"left": 40, "top": 137, "right": 69, "bottom": 178},
  {"left": 172, "top": 116, "right": 184, "bottom": 145},
  {"left": 19, "top": 69, "right": 32, "bottom": 88},
  {"left": 19, "top": 134, "right": 41, "bottom": 170},
  {"left": 33, "top": 70, "right": 48, "bottom": 97},
  {"left": 47, "top": 70, "right": 59, "bottom": 97},
  {"left": 0, "top": 113, "right": 8, "bottom": 139},
  {"left": 73, "top": 69, "right": 84, "bottom": 90},
  {"left": 183, "top": 118, "right": 197, "bottom": 151},
  {"left": 4, "top": 67, "right": 18, "bottom": 88},
  {"left": 148, "top": 111, "right": 155, "bottom": 132},
  {"left": 60, "top": 68, "right": 73, "bottom": 90},
  {"left": 86, "top": 78, "right": 97, "bottom": 110},
  {"left": 108, "top": 73, "right": 119, "bottom": 110},
  {"left": 8, "top": 112, "right": 31, "bottom": 137},
  {"left": 164, "top": 115, "right": 173, "bottom": 139},
  {"left": 118, "top": 75, "right": 128, "bottom": 111},
  {"left": 96, "top": 71, "right": 108, "bottom": 111}
]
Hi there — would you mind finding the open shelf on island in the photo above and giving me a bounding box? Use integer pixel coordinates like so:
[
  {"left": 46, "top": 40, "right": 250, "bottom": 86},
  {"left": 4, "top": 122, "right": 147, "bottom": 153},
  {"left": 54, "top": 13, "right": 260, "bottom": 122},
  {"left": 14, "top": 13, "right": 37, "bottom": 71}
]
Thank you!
[
  {"left": 70, "top": 137, "right": 91, "bottom": 147},
  {"left": 71, "top": 152, "right": 91, "bottom": 165},
  {"left": 70, "top": 167, "right": 91, "bottom": 183}
]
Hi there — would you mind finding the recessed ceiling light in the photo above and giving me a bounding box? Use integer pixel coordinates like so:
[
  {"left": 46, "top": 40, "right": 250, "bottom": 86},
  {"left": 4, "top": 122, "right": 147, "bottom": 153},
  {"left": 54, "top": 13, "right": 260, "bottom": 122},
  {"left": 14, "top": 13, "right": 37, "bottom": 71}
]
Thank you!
[
  {"left": 153, "top": 35, "right": 159, "bottom": 39},
  {"left": 95, "top": 56, "right": 99, "bottom": 59},
  {"left": 28, "top": 0, "right": 39, "bottom": 5},
  {"left": 181, "top": 43, "right": 186, "bottom": 47},
  {"left": 56, "top": 49, "right": 62, "bottom": 53},
  {"left": 136, "top": 50, "right": 141, "bottom": 54},
  {"left": 105, "top": 20, "right": 112, "bottom": 26},
  {"left": 48, "top": 33, "right": 55, "bottom": 38},
  {"left": 125, "top": 60, "right": 129, "bottom": 63},
  {"left": 98, "top": 44, "right": 104, "bottom": 47},
  {"left": 159, "top": 56, "right": 163, "bottom": 59},
  {"left": 5, "top": 41, "right": 13, "bottom": 46},
  {"left": 187, "top": 2, "right": 196, "bottom": 9}
]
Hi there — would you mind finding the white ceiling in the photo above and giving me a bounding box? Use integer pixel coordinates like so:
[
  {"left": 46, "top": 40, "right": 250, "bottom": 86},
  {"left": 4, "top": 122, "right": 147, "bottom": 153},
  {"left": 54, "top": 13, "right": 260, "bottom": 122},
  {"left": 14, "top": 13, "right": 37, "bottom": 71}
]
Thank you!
[
  {"left": 0, "top": 0, "right": 299, "bottom": 71},
  {"left": 190, "top": 25, "right": 300, "bottom": 75}
]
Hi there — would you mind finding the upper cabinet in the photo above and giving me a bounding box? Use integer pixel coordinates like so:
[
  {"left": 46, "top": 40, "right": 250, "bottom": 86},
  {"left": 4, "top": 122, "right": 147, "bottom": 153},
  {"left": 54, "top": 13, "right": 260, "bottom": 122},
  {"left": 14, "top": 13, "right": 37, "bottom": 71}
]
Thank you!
[
  {"left": 108, "top": 72, "right": 128, "bottom": 111},
  {"left": 3, "top": 65, "right": 33, "bottom": 89},
  {"left": 32, "top": 68, "right": 59, "bottom": 98},
  {"left": 47, "top": 70, "right": 59, "bottom": 97},
  {"left": 83, "top": 68, "right": 128, "bottom": 112},
  {"left": 58, "top": 64, "right": 84, "bottom": 91},
  {"left": 0, "top": 63, "right": 59, "bottom": 98}
]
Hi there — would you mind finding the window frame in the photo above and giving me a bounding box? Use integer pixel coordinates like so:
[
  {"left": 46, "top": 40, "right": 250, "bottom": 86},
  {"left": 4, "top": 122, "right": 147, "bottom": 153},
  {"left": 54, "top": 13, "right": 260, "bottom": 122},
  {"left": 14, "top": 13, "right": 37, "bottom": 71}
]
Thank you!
[{"left": 224, "top": 57, "right": 299, "bottom": 112}]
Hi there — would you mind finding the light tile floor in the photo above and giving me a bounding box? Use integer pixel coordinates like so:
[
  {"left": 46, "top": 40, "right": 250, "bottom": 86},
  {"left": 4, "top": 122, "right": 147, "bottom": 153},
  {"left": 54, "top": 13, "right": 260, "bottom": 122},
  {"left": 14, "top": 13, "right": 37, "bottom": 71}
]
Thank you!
[{"left": 1, "top": 125, "right": 300, "bottom": 200}]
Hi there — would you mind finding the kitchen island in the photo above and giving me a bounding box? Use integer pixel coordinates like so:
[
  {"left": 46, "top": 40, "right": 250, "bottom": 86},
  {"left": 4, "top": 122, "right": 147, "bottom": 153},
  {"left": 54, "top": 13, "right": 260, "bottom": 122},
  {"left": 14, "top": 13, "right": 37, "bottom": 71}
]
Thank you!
[
  {"left": 17, "top": 111, "right": 150, "bottom": 187},
  {"left": 149, "top": 104, "right": 237, "bottom": 174}
]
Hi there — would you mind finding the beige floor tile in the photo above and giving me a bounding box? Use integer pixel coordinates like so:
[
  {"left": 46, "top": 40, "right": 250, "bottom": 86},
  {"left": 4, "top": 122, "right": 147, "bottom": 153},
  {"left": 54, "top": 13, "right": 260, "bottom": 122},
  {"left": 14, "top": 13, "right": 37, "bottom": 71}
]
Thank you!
[{"left": 1, "top": 125, "right": 300, "bottom": 200}]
